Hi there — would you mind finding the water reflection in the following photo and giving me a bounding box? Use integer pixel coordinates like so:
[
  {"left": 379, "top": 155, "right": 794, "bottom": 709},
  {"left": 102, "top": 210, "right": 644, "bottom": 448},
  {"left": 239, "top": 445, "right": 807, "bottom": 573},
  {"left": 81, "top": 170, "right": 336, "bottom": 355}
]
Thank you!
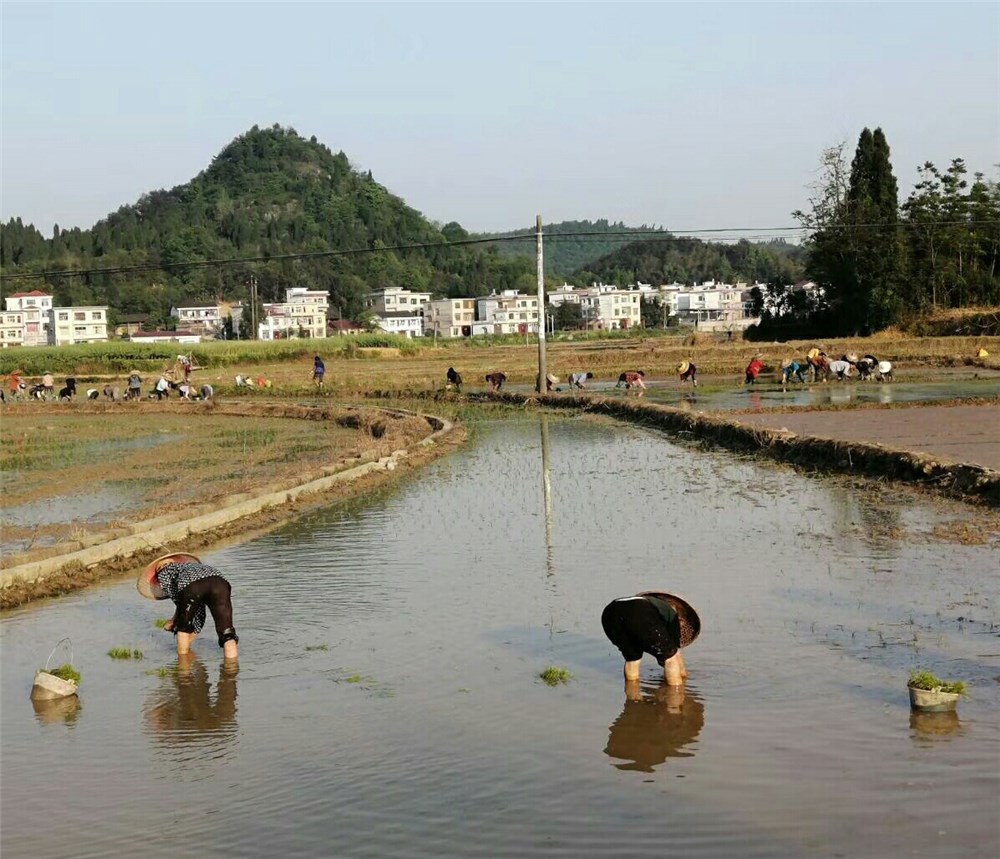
[
  {"left": 32, "top": 695, "right": 82, "bottom": 727},
  {"left": 910, "top": 710, "right": 965, "bottom": 745},
  {"left": 604, "top": 682, "right": 705, "bottom": 772},
  {"left": 143, "top": 655, "right": 239, "bottom": 767},
  {"left": 539, "top": 415, "right": 554, "bottom": 576}
]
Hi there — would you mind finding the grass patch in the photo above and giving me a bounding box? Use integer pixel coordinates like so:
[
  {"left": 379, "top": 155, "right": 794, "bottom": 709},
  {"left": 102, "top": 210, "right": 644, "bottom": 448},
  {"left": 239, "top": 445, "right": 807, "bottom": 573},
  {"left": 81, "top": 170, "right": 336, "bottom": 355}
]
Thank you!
[
  {"left": 539, "top": 666, "right": 572, "bottom": 686},
  {"left": 42, "top": 663, "right": 81, "bottom": 684},
  {"left": 154, "top": 618, "right": 170, "bottom": 629},
  {"left": 145, "top": 666, "right": 175, "bottom": 678},
  {"left": 108, "top": 647, "right": 143, "bottom": 660},
  {"left": 909, "top": 669, "right": 967, "bottom": 695},
  {"left": 305, "top": 644, "right": 329, "bottom": 651},
  {"left": 345, "top": 674, "right": 364, "bottom": 683}
]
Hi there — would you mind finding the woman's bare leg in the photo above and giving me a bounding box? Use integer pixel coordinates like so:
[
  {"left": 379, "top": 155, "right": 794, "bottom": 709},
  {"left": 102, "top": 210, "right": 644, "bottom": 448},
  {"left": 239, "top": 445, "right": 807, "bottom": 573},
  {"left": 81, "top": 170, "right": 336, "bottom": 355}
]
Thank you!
[
  {"left": 663, "top": 653, "right": 684, "bottom": 686},
  {"left": 176, "top": 631, "right": 197, "bottom": 655},
  {"left": 623, "top": 659, "right": 641, "bottom": 681}
]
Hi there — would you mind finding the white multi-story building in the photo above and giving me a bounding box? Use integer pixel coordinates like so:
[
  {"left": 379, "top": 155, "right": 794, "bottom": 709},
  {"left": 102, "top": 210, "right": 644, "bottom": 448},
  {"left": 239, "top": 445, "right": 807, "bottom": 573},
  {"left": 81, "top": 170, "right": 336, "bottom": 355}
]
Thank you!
[
  {"left": 48, "top": 306, "right": 109, "bottom": 346},
  {"left": 0, "top": 310, "right": 26, "bottom": 348},
  {"left": 171, "top": 304, "right": 223, "bottom": 336},
  {"left": 424, "top": 298, "right": 477, "bottom": 338},
  {"left": 548, "top": 283, "right": 642, "bottom": 330},
  {"left": 365, "top": 287, "right": 432, "bottom": 315},
  {"left": 4, "top": 290, "right": 53, "bottom": 346},
  {"left": 372, "top": 312, "right": 424, "bottom": 339},
  {"left": 258, "top": 287, "right": 328, "bottom": 340},
  {"left": 477, "top": 291, "right": 541, "bottom": 335}
]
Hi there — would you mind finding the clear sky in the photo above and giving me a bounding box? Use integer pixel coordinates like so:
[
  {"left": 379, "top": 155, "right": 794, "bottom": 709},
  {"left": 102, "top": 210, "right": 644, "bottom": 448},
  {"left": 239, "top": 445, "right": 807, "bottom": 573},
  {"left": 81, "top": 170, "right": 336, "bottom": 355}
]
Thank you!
[{"left": 2, "top": 1, "right": 998, "bottom": 235}]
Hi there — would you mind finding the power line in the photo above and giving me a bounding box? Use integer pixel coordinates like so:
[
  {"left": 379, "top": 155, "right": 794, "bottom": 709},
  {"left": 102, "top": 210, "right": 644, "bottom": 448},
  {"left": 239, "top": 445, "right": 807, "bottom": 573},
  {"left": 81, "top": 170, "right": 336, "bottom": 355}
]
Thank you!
[{"left": 2, "top": 221, "right": 997, "bottom": 282}]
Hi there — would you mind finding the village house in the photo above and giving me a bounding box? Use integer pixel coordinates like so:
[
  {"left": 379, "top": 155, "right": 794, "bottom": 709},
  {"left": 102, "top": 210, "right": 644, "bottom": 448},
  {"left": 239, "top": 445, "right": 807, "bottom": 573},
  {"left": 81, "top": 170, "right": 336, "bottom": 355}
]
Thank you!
[
  {"left": 477, "top": 290, "right": 541, "bottom": 335},
  {"left": 170, "top": 304, "right": 223, "bottom": 337},
  {"left": 328, "top": 319, "right": 367, "bottom": 336},
  {"left": 258, "top": 287, "right": 329, "bottom": 340},
  {"left": 0, "top": 310, "right": 26, "bottom": 348},
  {"left": 48, "top": 305, "right": 109, "bottom": 346},
  {"left": 548, "top": 283, "right": 643, "bottom": 330},
  {"left": 371, "top": 311, "right": 424, "bottom": 339},
  {"left": 424, "top": 298, "right": 477, "bottom": 338},
  {"left": 4, "top": 290, "right": 53, "bottom": 346},
  {"left": 364, "top": 287, "right": 432, "bottom": 315}
]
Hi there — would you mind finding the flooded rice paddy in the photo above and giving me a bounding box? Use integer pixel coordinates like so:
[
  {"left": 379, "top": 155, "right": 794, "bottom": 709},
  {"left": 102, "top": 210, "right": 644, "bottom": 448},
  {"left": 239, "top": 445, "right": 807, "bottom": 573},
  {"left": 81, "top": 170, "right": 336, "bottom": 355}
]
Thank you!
[{"left": 2, "top": 415, "right": 998, "bottom": 858}]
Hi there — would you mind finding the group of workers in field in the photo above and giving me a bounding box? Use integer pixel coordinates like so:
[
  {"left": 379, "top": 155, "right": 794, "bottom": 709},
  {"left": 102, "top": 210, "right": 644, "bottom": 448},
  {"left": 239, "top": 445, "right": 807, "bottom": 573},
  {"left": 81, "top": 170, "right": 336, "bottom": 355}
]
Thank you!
[{"left": 457, "top": 348, "right": 898, "bottom": 397}]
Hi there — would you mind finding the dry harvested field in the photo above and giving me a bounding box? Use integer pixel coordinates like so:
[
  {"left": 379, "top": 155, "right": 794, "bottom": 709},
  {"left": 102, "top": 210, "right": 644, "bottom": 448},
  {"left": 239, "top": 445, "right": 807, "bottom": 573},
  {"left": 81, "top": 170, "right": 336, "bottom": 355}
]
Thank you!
[
  {"left": 0, "top": 401, "right": 432, "bottom": 559},
  {"left": 3, "top": 332, "right": 998, "bottom": 399}
]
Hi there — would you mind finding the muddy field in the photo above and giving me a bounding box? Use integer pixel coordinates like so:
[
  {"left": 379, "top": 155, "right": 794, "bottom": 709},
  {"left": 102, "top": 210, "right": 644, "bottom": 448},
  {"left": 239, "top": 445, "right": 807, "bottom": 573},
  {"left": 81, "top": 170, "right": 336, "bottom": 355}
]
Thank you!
[
  {"left": 2, "top": 416, "right": 998, "bottom": 858},
  {"left": 0, "top": 402, "right": 432, "bottom": 558},
  {"left": 733, "top": 403, "right": 1000, "bottom": 471}
]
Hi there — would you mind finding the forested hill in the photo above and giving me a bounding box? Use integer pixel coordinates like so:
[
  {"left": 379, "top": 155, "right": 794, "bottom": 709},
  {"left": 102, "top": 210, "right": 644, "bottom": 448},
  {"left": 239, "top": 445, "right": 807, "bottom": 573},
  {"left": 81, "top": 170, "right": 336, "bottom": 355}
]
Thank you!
[
  {"left": 573, "top": 236, "right": 805, "bottom": 287},
  {"left": 0, "top": 125, "right": 535, "bottom": 325},
  {"left": 475, "top": 220, "right": 667, "bottom": 276}
]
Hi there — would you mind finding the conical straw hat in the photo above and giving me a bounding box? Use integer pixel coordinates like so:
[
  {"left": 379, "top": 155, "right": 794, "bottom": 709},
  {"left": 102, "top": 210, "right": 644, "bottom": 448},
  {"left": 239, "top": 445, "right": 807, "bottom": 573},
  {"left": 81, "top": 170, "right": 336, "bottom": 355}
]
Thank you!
[
  {"left": 677, "top": 361, "right": 690, "bottom": 374},
  {"left": 637, "top": 591, "right": 701, "bottom": 647},
  {"left": 137, "top": 552, "right": 201, "bottom": 600},
  {"left": 781, "top": 359, "right": 792, "bottom": 370}
]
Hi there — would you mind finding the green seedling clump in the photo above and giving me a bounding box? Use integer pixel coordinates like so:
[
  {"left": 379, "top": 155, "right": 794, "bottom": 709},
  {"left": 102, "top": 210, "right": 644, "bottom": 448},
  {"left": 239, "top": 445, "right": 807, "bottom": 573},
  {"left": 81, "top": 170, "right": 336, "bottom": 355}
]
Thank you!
[
  {"left": 305, "top": 644, "right": 329, "bottom": 651},
  {"left": 539, "top": 666, "right": 572, "bottom": 687},
  {"left": 154, "top": 618, "right": 170, "bottom": 629},
  {"left": 42, "top": 664, "right": 81, "bottom": 685},
  {"left": 345, "top": 674, "right": 364, "bottom": 684},
  {"left": 108, "top": 647, "right": 144, "bottom": 660},
  {"left": 909, "top": 669, "right": 967, "bottom": 695}
]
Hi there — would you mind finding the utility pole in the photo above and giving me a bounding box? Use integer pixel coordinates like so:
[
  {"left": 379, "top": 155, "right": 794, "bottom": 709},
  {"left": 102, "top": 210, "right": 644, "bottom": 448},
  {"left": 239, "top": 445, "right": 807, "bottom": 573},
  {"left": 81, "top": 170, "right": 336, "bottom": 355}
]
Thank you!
[
  {"left": 249, "top": 275, "right": 258, "bottom": 340},
  {"left": 535, "top": 214, "right": 547, "bottom": 393}
]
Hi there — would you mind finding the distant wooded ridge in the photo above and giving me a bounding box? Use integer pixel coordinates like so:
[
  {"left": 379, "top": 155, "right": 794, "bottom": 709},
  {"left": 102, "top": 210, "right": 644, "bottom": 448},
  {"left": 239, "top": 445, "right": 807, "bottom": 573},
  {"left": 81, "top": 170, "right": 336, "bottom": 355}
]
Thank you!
[{"left": 1, "top": 124, "right": 994, "bottom": 336}]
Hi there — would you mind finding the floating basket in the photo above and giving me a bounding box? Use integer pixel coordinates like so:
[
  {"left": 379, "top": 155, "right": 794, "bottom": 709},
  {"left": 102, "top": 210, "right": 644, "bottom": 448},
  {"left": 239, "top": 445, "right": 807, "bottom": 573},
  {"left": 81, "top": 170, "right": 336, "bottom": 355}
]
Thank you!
[
  {"left": 908, "top": 684, "right": 960, "bottom": 713},
  {"left": 31, "top": 638, "right": 79, "bottom": 701}
]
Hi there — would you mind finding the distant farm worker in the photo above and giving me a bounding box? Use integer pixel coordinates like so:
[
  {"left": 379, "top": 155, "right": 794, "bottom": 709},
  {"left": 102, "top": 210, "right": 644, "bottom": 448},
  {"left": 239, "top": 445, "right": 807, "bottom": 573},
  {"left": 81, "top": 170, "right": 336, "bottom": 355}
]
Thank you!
[
  {"left": 127, "top": 371, "right": 142, "bottom": 400},
  {"left": 855, "top": 354, "right": 879, "bottom": 381},
  {"left": 568, "top": 372, "right": 594, "bottom": 390},
  {"left": 827, "top": 358, "right": 853, "bottom": 381},
  {"left": 154, "top": 376, "right": 170, "bottom": 400},
  {"left": 103, "top": 385, "right": 120, "bottom": 401},
  {"left": 138, "top": 552, "right": 239, "bottom": 660},
  {"left": 7, "top": 369, "right": 24, "bottom": 398},
  {"left": 485, "top": 371, "right": 507, "bottom": 392},
  {"left": 601, "top": 591, "right": 701, "bottom": 686},
  {"left": 744, "top": 356, "right": 765, "bottom": 385},
  {"left": 178, "top": 355, "right": 193, "bottom": 383},
  {"left": 536, "top": 372, "right": 560, "bottom": 392},
  {"left": 780, "top": 359, "right": 806, "bottom": 385},
  {"left": 977, "top": 347, "right": 989, "bottom": 359},
  {"left": 312, "top": 354, "right": 325, "bottom": 388},
  {"left": 446, "top": 367, "right": 463, "bottom": 392},
  {"left": 42, "top": 372, "right": 55, "bottom": 398},
  {"left": 616, "top": 370, "right": 646, "bottom": 396},
  {"left": 677, "top": 361, "right": 698, "bottom": 387},
  {"left": 178, "top": 383, "right": 194, "bottom": 400},
  {"left": 200, "top": 384, "right": 214, "bottom": 400},
  {"left": 806, "top": 348, "right": 828, "bottom": 383}
]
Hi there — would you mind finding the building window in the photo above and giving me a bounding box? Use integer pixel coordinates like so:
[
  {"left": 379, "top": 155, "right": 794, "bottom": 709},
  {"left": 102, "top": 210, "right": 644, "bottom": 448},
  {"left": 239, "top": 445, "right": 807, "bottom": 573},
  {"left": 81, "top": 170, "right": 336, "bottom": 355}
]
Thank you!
[{"left": 58, "top": 312, "right": 69, "bottom": 321}]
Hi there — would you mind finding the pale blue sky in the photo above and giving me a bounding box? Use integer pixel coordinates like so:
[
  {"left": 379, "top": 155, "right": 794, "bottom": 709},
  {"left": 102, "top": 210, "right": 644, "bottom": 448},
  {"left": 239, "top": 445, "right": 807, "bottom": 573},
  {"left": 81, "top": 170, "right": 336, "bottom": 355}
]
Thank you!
[{"left": 2, "top": 1, "right": 998, "bottom": 234}]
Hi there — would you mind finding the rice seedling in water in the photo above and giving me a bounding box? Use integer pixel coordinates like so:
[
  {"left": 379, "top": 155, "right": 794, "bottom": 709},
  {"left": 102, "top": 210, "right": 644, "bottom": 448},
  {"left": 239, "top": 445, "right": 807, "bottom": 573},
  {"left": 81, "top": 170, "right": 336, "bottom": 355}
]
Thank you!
[
  {"left": 305, "top": 644, "right": 329, "bottom": 651},
  {"left": 42, "top": 664, "right": 81, "bottom": 684},
  {"left": 154, "top": 618, "right": 170, "bottom": 629},
  {"left": 108, "top": 647, "right": 143, "bottom": 660},
  {"left": 539, "top": 666, "right": 572, "bottom": 686},
  {"left": 909, "top": 669, "right": 967, "bottom": 695},
  {"left": 346, "top": 674, "right": 364, "bottom": 684},
  {"left": 145, "top": 667, "right": 174, "bottom": 678}
]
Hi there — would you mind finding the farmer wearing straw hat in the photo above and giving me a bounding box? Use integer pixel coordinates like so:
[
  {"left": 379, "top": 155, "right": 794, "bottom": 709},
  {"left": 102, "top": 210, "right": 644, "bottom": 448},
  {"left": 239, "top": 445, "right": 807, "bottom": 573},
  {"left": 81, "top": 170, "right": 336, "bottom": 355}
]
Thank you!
[
  {"left": 677, "top": 361, "right": 698, "bottom": 387},
  {"left": 601, "top": 591, "right": 700, "bottom": 686},
  {"left": 138, "top": 553, "right": 239, "bottom": 660},
  {"left": 781, "top": 359, "right": 806, "bottom": 385}
]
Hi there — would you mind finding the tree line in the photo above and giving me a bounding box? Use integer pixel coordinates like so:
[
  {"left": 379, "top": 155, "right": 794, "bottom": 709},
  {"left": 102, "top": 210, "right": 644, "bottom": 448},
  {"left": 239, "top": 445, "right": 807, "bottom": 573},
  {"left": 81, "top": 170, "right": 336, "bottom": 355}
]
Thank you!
[{"left": 782, "top": 127, "right": 1000, "bottom": 337}]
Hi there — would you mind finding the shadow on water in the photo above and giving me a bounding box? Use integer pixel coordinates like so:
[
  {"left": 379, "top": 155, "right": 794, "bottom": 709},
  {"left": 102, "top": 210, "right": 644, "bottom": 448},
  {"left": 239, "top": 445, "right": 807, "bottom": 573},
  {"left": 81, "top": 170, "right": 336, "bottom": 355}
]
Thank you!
[
  {"left": 604, "top": 680, "right": 705, "bottom": 773},
  {"left": 32, "top": 695, "right": 82, "bottom": 727}
]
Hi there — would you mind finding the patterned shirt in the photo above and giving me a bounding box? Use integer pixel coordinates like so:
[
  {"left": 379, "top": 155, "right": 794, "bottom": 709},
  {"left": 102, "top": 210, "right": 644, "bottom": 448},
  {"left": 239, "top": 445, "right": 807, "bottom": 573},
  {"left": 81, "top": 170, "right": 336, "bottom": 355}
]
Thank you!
[{"left": 157, "top": 562, "right": 227, "bottom": 634}]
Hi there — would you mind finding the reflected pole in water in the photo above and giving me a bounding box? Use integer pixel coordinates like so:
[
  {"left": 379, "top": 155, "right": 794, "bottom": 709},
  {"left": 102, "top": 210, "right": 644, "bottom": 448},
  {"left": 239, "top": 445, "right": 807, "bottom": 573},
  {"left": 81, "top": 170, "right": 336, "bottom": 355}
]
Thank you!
[{"left": 540, "top": 413, "right": 554, "bottom": 576}]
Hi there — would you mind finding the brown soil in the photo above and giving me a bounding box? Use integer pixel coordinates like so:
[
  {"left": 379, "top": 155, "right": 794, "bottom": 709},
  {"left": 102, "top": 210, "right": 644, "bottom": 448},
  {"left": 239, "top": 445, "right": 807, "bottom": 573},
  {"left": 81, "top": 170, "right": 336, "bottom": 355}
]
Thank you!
[{"left": 731, "top": 404, "right": 1000, "bottom": 471}]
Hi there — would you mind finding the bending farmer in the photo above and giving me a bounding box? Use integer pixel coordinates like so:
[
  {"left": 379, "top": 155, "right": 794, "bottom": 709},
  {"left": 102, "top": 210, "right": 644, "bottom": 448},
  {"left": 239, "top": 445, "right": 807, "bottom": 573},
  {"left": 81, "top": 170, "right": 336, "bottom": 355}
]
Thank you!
[
  {"left": 138, "top": 552, "right": 239, "bottom": 660},
  {"left": 601, "top": 591, "right": 700, "bottom": 686}
]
